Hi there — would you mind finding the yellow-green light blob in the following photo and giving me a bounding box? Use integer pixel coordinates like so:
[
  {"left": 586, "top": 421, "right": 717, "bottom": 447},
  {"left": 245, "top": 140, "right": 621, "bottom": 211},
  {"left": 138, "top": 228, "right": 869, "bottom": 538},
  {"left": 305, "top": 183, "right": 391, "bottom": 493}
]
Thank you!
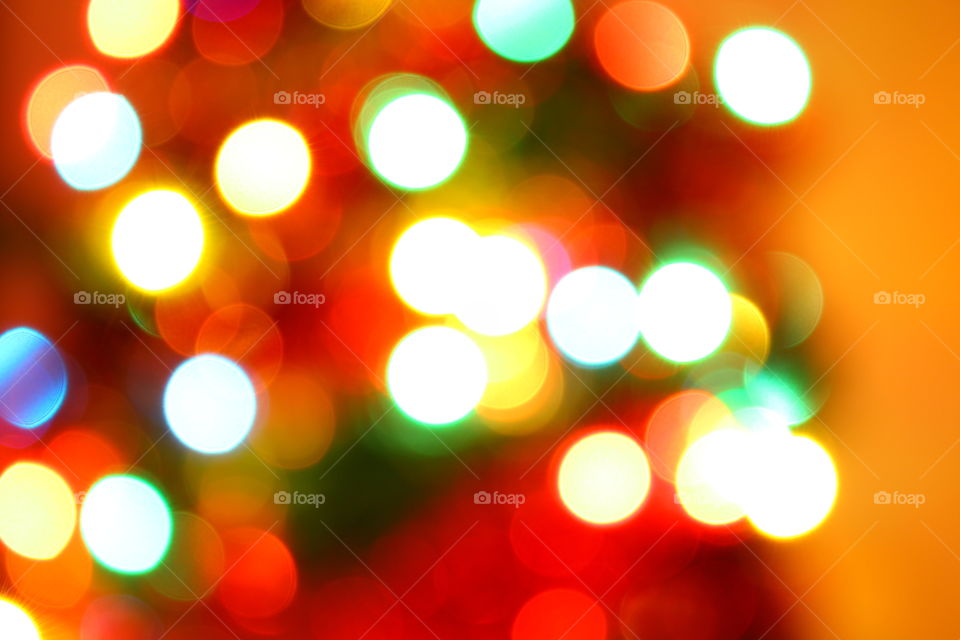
[{"left": 0, "top": 462, "right": 76, "bottom": 560}]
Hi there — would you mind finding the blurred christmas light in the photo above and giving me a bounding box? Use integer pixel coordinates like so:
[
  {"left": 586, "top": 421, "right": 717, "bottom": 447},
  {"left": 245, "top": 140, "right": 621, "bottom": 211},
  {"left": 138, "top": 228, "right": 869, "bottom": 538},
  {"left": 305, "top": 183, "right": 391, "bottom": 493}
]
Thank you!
[
  {"left": 558, "top": 431, "right": 651, "bottom": 525},
  {"left": 512, "top": 588, "right": 607, "bottom": 640},
  {"left": 454, "top": 234, "right": 547, "bottom": 336},
  {"left": 594, "top": 1, "right": 690, "bottom": 90},
  {"left": 51, "top": 92, "right": 141, "bottom": 190},
  {"left": 87, "top": 0, "right": 180, "bottom": 58},
  {"left": 0, "top": 327, "right": 67, "bottom": 429},
  {"left": 0, "top": 598, "right": 41, "bottom": 640},
  {"left": 0, "top": 462, "right": 76, "bottom": 560},
  {"left": 637, "top": 262, "right": 732, "bottom": 363},
  {"left": 715, "top": 26, "right": 811, "bottom": 125},
  {"left": 387, "top": 326, "right": 488, "bottom": 425},
  {"left": 366, "top": 93, "right": 467, "bottom": 190},
  {"left": 546, "top": 266, "right": 641, "bottom": 366},
  {"left": 675, "top": 428, "right": 751, "bottom": 525},
  {"left": 24, "top": 65, "right": 109, "bottom": 159},
  {"left": 215, "top": 119, "right": 311, "bottom": 216},
  {"left": 473, "top": 0, "right": 575, "bottom": 63},
  {"left": 163, "top": 354, "right": 257, "bottom": 454},
  {"left": 80, "top": 475, "right": 172, "bottom": 574},
  {"left": 390, "top": 217, "right": 479, "bottom": 315},
  {"left": 111, "top": 190, "right": 205, "bottom": 292}
]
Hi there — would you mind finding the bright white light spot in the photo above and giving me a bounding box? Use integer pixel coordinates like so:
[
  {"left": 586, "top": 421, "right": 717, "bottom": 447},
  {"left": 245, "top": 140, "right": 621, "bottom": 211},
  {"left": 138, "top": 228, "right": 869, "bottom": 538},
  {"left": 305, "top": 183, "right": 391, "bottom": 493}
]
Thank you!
[
  {"left": 215, "top": 119, "right": 311, "bottom": 216},
  {"left": 88, "top": 0, "right": 180, "bottom": 58},
  {"left": 164, "top": 354, "right": 257, "bottom": 454},
  {"left": 0, "top": 462, "right": 76, "bottom": 560},
  {"left": 80, "top": 475, "right": 172, "bottom": 574},
  {"left": 387, "top": 326, "right": 488, "bottom": 425},
  {"left": 111, "top": 190, "right": 204, "bottom": 292},
  {"left": 715, "top": 27, "right": 811, "bottom": 125},
  {"left": 51, "top": 92, "right": 141, "bottom": 190},
  {"left": 0, "top": 599, "right": 40, "bottom": 640},
  {"left": 367, "top": 93, "right": 467, "bottom": 190},
  {"left": 390, "top": 217, "right": 479, "bottom": 315},
  {"left": 558, "top": 431, "right": 651, "bottom": 525},
  {"left": 637, "top": 262, "right": 731, "bottom": 363},
  {"left": 455, "top": 235, "right": 547, "bottom": 336},
  {"left": 675, "top": 428, "right": 752, "bottom": 525},
  {"left": 743, "top": 434, "right": 837, "bottom": 538},
  {"left": 546, "top": 266, "right": 641, "bottom": 366}
]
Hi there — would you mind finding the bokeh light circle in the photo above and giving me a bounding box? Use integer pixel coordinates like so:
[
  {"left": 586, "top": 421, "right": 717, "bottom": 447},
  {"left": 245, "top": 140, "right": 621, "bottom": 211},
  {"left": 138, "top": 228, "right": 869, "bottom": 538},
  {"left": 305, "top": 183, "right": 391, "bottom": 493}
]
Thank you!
[
  {"left": 25, "top": 64, "right": 110, "bottom": 159},
  {"left": 675, "top": 428, "right": 751, "bottom": 525},
  {"left": 714, "top": 27, "right": 811, "bottom": 125},
  {"left": 215, "top": 119, "right": 311, "bottom": 216},
  {"left": 80, "top": 475, "right": 172, "bottom": 574},
  {"left": 387, "top": 326, "right": 487, "bottom": 425},
  {"left": 389, "top": 217, "right": 478, "bottom": 315},
  {"left": 455, "top": 235, "right": 547, "bottom": 336},
  {"left": 744, "top": 435, "right": 837, "bottom": 538},
  {"left": 473, "top": 0, "right": 575, "bottom": 63},
  {"left": 164, "top": 354, "right": 257, "bottom": 454},
  {"left": 558, "top": 431, "right": 651, "bottom": 525},
  {"left": 111, "top": 190, "right": 205, "bottom": 292},
  {"left": 594, "top": 1, "right": 690, "bottom": 90},
  {"left": 512, "top": 588, "right": 607, "bottom": 640},
  {"left": 51, "top": 92, "right": 141, "bottom": 190},
  {"left": 88, "top": 0, "right": 180, "bottom": 58},
  {"left": 0, "top": 598, "right": 40, "bottom": 640},
  {"left": 637, "top": 262, "right": 731, "bottom": 363},
  {"left": 367, "top": 93, "right": 467, "bottom": 190},
  {"left": 0, "top": 462, "right": 76, "bottom": 559},
  {"left": 0, "top": 327, "right": 67, "bottom": 429},
  {"left": 303, "top": 0, "right": 392, "bottom": 29},
  {"left": 546, "top": 266, "right": 641, "bottom": 366}
]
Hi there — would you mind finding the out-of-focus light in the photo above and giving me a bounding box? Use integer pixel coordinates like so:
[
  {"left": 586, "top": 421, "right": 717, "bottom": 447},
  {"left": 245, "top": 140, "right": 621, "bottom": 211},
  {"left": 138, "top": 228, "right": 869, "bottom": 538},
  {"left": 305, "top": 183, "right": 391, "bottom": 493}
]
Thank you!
[
  {"left": 25, "top": 65, "right": 110, "bottom": 159},
  {"left": 512, "top": 588, "right": 607, "bottom": 640},
  {"left": 215, "top": 119, "right": 311, "bottom": 216},
  {"left": 744, "top": 435, "right": 837, "bottom": 538},
  {"left": 0, "top": 598, "right": 40, "bottom": 640},
  {"left": 743, "top": 366, "right": 813, "bottom": 426},
  {"left": 387, "top": 326, "right": 487, "bottom": 425},
  {"left": 188, "top": 0, "right": 260, "bottom": 21},
  {"left": 715, "top": 27, "right": 811, "bottom": 125},
  {"left": 0, "top": 462, "right": 76, "bottom": 560},
  {"left": 302, "top": 0, "right": 391, "bottom": 29},
  {"left": 455, "top": 235, "right": 547, "bottom": 336},
  {"left": 80, "top": 475, "right": 172, "bottom": 574},
  {"left": 0, "top": 327, "right": 67, "bottom": 429},
  {"left": 51, "top": 92, "right": 141, "bottom": 190},
  {"left": 675, "top": 428, "right": 751, "bottom": 525},
  {"left": 473, "top": 0, "right": 575, "bottom": 63},
  {"left": 546, "top": 266, "right": 641, "bottom": 366},
  {"left": 366, "top": 93, "right": 467, "bottom": 190},
  {"left": 725, "top": 294, "right": 771, "bottom": 363},
  {"left": 594, "top": 1, "right": 690, "bottom": 90},
  {"left": 111, "top": 190, "right": 205, "bottom": 292},
  {"left": 558, "top": 431, "right": 651, "bottom": 525},
  {"left": 164, "top": 354, "right": 257, "bottom": 454},
  {"left": 390, "top": 217, "right": 478, "bottom": 315},
  {"left": 637, "top": 262, "right": 731, "bottom": 363},
  {"left": 88, "top": 0, "right": 179, "bottom": 58},
  {"left": 769, "top": 251, "right": 823, "bottom": 347}
]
